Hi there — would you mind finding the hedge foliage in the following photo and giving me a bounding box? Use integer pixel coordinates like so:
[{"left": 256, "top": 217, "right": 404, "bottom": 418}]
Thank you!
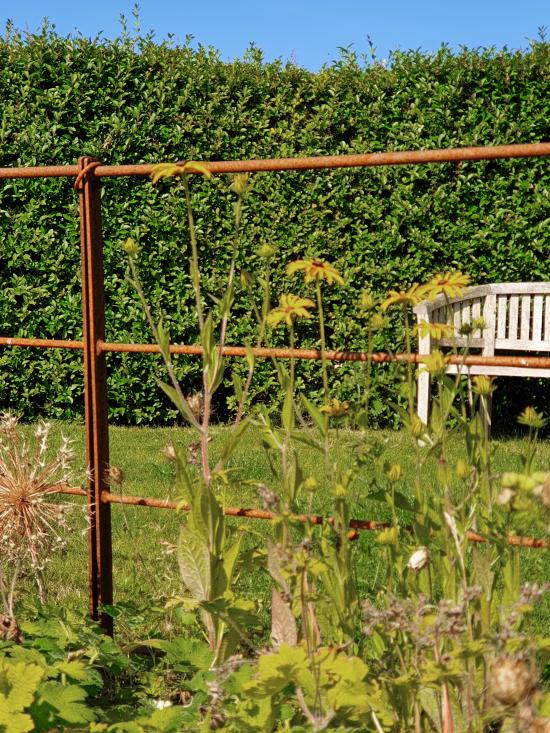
[{"left": 0, "top": 22, "right": 549, "bottom": 427}]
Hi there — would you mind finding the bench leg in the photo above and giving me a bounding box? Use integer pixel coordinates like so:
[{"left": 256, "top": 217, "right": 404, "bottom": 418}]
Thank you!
[{"left": 417, "top": 368, "right": 430, "bottom": 425}]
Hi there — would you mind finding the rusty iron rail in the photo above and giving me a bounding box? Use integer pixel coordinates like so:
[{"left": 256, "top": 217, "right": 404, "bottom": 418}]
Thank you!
[
  {"left": 54, "top": 487, "right": 548, "bottom": 549},
  {"left": 2, "top": 336, "right": 550, "bottom": 369},
  {"left": 1, "top": 143, "right": 550, "bottom": 181},
  {"left": 2, "top": 142, "right": 550, "bottom": 634}
]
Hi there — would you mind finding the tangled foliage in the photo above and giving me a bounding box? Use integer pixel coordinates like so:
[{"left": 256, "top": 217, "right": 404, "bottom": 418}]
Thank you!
[{"left": 0, "top": 21, "right": 548, "bottom": 426}]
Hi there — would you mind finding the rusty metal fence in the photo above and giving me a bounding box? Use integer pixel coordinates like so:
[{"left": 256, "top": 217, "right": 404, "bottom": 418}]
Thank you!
[{"left": 1, "top": 143, "right": 550, "bottom": 634}]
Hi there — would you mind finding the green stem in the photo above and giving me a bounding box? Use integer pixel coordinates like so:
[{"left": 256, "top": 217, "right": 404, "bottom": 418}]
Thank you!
[
  {"left": 128, "top": 257, "right": 202, "bottom": 433},
  {"left": 182, "top": 178, "right": 204, "bottom": 331}
]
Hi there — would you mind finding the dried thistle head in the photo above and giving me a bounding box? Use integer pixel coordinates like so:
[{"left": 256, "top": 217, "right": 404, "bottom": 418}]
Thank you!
[
  {"left": 0, "top": 413, "right": 75, "bottom": 576},
  {"left": 489, "top": 655, "right": 538, "bottom": 707}
]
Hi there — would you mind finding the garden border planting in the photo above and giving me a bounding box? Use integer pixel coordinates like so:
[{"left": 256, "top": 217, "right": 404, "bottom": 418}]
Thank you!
[{"left": 1, "top": 141, "right": 549, "bottom": 634}]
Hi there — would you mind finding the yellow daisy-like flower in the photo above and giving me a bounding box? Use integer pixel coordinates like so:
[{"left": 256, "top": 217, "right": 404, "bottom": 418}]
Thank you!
[
  {"left": 286, "top": 258, "right": 345, "bottom": 286},
  {"left": 150, "top": 161, "right": 213, "bottom": 183},
  {"left": 267, "top": 294, "right": 315, "bottom": 327},
  {"left": 517, "top": 406, "right": 547, "bottom": 430},
  {"left": 380, "top": 283, "right": 428, "bottom": 311},
  {"left": 414, "top": 320, "right": 454, "bottom": 340},
  {"left": 472, "top": 375, "right": 495, "bottom": 396},
  {"left": 423, "top": 271, "right": 471, "bottom": 300},
  {"left": 320, "top": 398, "right": 349, "bottom": 417},
  {"left": 419, "top": 349, "right": 449, "bottom": 376}
]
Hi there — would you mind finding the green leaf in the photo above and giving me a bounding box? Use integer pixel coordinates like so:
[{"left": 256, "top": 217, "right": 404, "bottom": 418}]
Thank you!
[
  {"left": 36, "top": 680, "right": 95, "bottom": 724},
  {"left": 301, "top": 395, "right": 327, "bottom": 437},
  {"left": 177, "top": 526, "right": 212, "bottom": 601}
]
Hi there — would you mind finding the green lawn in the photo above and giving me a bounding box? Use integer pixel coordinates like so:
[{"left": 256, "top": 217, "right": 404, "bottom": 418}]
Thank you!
[{"left": 27, "top": 423, "right": 550, "bottom": 638}]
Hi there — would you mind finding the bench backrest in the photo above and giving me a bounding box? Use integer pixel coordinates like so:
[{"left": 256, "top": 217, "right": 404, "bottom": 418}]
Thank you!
[{"left": 414, "top": 283, "right": 550, "bottom": 355}]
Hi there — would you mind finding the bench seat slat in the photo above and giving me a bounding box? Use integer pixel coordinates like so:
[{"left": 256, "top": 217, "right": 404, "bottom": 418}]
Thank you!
[
  {"left": 445, "top": 365, "right": 550, "bottom": 378},
  {"left": 494, "top": 339, "right": 550, "bottom": 351}
]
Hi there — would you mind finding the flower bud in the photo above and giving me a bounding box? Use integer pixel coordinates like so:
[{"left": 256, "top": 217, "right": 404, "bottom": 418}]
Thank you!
[
  {"left": 407, "top": 546, "right": 429, "bottom": 571},
  {"left": 230, "top": 173, "right": 250, "bottom": 196},
  {"left": 303, "top": 476, "right": 318, "bottom": 493},
  {"left": 122, "top": 237, "right": 140, "bottom": 256},
  {"left": 496, "top": 488, "right": 515, "bottom": 506},
  {"left": 258, "top": 243, "right": 276, "bottom": 259},
  {"left": 386, "top": 464, "right": 402, "bottom": 482}
]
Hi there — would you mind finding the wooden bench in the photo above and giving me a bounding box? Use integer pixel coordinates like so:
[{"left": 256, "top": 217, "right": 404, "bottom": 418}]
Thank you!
[{"left": 414, "top": 283, "right": 550, "bottom": 424}]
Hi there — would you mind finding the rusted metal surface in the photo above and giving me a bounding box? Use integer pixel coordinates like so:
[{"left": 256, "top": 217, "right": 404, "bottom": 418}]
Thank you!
[
  {"left": 98, "top": 341, "right": 550, "bottom": 369},
  {"left": 73, "top": 142, "right": 550, "bottom": 177},
  {"left": 0, "top": 164, "right": 79, "bottom": 179},
  {"left": 53, "top": 488, "right": 548, "bottom": 549},
  {"left": 0, "top": 336, "right": 84, "bottom": 350},
  {"left": 0, "top": 143, "right": 549, "bottom": 182},
  {"left": 78, "top": 157, "right": 114, "bottom": 635},
  {"left": 3, "top": 334, "right": 550, "bottom": 370}
]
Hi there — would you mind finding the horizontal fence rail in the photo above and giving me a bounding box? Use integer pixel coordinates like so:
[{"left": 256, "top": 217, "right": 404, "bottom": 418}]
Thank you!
[
  {"left": 55, "top": 487, "right": 548, "bottom": 549},
  {"left": 2, "top": 336, "right": 550, "bottom": 369},
  {"left": 1, "top": 143, "right": 550, "bottom": 181},
  {"left": 1, "top": 141, "right": 549, "bottom": 634}
]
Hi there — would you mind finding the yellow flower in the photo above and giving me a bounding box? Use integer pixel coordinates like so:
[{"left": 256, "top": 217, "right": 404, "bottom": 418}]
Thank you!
[
  {"left": 414, "top": 320, "right": 454, "bottom": 340},
  {"left": 230, "top": 173, "right": 250, "bottom": 196},
  {"left": 320, "top": 398, "right": 349, "bottom": 417},
  {"left": 423, "top": 271, "right": 471, "bottom": 300},
  {"left": 517, "top": 406, "right": 547, "bottom": 430},
  {"left": 385, "top": 463, "right": 402, "bottom": 482},
  {"left": 359, "top": 289, "right": 375, "bottom": 311},
  {"left": 267, "top": 294, "right": 315, "bottom": 327},
  {"left": 472, "top": 375, "right": 495, "bottom": 396},
  {"left": 150, "top": 161, "right": 213, "bottom": 183},
  {"left": 257, "top": 243, "right": 276, "bottom": 258},
  {"left": 369, "top": 313, "right": 387, "bottom": 331},
  {"left": 122, "top": 237, "right": 141, "bottom": 256},
  {"left": 380, "top": 283, "right": 428, "bottom": 311},
  {"left": 287, "top": 258, "right": 345, "bottom": 286},
  {"left": 419, "top": 349, "right": 449, "bottom": 376}
]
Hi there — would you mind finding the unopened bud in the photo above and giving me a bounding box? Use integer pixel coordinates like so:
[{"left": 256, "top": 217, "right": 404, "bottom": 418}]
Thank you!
[
  {"left": 407, "top": 546, "right": 429, "bottom": 571},
  {"left": 122, "top": 237, "right": 140, "bottom": 256}
]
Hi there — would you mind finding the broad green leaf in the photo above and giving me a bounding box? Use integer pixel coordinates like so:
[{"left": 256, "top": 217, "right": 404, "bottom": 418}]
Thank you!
[
  {"left": 36, "top": 681, "right": 95, "bottom": 724},
  {"left": 177, "top": 527, "right": 212, "bottom": 601}
]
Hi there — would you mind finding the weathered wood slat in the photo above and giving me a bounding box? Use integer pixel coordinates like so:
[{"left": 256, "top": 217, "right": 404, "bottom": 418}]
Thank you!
[
  {"left": 413, "top": 282, "right": 550, "bottom": 424},
  {"left": 520, "top": 296, "right": 531, "bottom": 343},
  {"left": 532, "top": 296, "right": 543, "bottom": 343},
  {"left": 508, "top": 296, "right": 519, "bottom": 340},
  {"left": 497, "top": 296, "right": 507, "bottom": 340}
]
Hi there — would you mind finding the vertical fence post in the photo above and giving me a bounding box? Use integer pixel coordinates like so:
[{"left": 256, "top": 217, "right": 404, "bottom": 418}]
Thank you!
[{"left": 77, "top": 157, "right": 113, "bottom": 635}]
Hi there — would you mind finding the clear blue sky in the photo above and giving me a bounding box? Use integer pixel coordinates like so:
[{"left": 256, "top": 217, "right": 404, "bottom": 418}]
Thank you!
[{"left": 3, "top": 1, "right": 548, "bottom": 70}]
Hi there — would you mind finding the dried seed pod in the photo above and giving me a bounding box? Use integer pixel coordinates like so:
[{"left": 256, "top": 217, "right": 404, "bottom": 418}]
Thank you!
[
  {"left": 529, "top": 718, "right": 550, "bottom": 733},
  {"left": 161, "top": 444, "right": 177, "bottom": 462},
  {"left": 489, "top": 657, "right": 538, "bottom": 706}
]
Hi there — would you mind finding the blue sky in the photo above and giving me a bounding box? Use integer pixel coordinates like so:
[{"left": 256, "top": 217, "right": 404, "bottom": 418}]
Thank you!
[{"left": 3, "top": 1, "right": 548, "bottom": 70}]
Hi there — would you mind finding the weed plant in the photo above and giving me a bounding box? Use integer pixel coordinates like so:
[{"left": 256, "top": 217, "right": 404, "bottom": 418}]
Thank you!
[{"left": 1, "top": 166, "right": 549, "bottom": 731}]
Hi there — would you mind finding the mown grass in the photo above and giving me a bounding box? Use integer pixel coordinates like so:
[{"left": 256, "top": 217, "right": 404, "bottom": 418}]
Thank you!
[{"left": 26, "top": 423, "right": 550, "bottom": 638}]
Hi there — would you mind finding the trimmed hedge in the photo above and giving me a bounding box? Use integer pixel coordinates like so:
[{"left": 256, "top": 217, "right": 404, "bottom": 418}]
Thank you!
[{"left": 0, "top": 24, "right": 549, "bottom": 427}]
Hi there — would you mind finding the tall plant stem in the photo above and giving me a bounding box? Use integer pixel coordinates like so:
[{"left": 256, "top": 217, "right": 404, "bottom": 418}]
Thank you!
[
  {"left": 402, "top": 304, "right": 414, "bottom": 420},
  {"left": 182, "top": 178, "right": 204, "bottom": 331},
  {"left": 315, "top": 281, "right": 330, "bottom": 461},
  {"left": 315, "top": 281, "right": 329, "bottom": 405},
  {"left": 128, "top": 257, "right": 202, "bottom": 433}
]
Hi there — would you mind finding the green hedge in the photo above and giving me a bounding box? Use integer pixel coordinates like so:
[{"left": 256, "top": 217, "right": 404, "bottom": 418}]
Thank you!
[{"left": 0, "top": 24, "right": 549, "bottom": 428}]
